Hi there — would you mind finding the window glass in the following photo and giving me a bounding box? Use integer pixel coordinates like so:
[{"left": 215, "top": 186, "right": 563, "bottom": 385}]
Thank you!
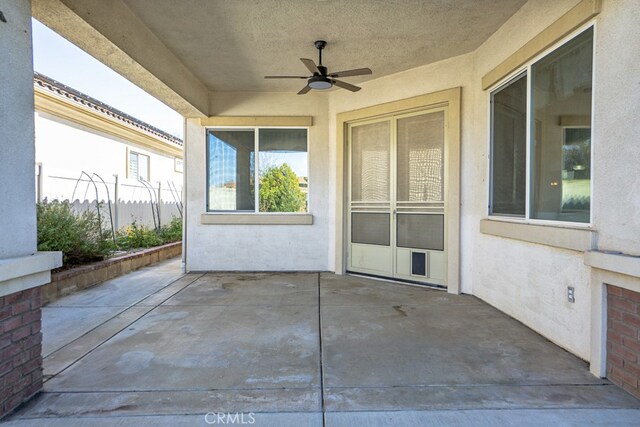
[
  {"left": 207, "top": 130, "right": 255, "bottom": 211},
  {"left": 531, "top": 28, "right": 592, "bottom": 223},
  {"left": 129, "top": 152, "right": 149, "bottom": 181},
  {"left": 206, "top": 128, "right": 308, "bottom": 213},
  {"left": 489, "top": 27, "right": 593, "bottom": 224},
  {"left": 490, "top": 74, "right": 527, "bottom": 216},
  {"left": 258, "top": 129, "right": 308, "bottom": 212}
]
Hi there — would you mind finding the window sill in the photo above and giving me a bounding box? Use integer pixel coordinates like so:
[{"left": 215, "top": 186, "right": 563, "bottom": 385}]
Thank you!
[
  {"left": 585, "top": 251, "right": 640, "bottom": 281},
  {"left": 200, "top": 213, "right": 313, "bottom": 225},
  {"left": 479, "top": 218, "right": 596, "bottom": 252}
]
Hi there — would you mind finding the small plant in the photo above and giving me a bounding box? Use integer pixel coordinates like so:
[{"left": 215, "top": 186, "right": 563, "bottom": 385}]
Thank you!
[
  {"left": 158, "top": 216, "right": 183, "bottom": 243},
  {"left": 37, "top": 201, "right": 114, "bottom": 265},
  {"left": 116, "top": 217, "right": 182, "bottom": 250},
  {"left": 116, "top": 221, "right": 163, "bottom": 250}
]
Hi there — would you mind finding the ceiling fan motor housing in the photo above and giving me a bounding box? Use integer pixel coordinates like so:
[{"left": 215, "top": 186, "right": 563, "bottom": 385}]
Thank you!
[
  {"left": 264, "top": 39, "right": 371, "bottom": 94},
  {"left": 308, "top": 75, "right": 332, "bottom": 89}
]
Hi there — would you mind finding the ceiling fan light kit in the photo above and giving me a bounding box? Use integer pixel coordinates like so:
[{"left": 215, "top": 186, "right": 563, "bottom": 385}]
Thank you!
[{"left": 264, "top": 40, "right": 372, "bottom": 95}]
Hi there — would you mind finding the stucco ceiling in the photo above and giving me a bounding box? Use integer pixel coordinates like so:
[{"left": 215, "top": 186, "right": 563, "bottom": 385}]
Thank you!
[{"left": 121, "top": 0, "right": 527, "bottom": 92}]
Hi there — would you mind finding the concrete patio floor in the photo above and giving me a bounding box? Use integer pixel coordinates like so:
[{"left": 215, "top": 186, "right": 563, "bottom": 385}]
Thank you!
[{"left": 4, "top": 258, "right": 640, "bottom": 426}]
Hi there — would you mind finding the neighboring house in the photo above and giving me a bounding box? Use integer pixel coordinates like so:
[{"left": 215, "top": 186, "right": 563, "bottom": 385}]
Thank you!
[
  {"left": 33, "top": 73, "right": 184, "bottom": 227},
  {"left": 2, "top": 0, "right": 640, "bottom": 418}
]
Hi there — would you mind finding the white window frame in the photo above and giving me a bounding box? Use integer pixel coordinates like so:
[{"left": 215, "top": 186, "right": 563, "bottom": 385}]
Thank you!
[
  {"left": 128, "top": 150, "right": 150, "bottom": 181},
  {"left": 204, "top": 126, "right": 310, "bottom": 215},
  {"left": 486, "top": 22, "right": 596, "bottom": 229}
]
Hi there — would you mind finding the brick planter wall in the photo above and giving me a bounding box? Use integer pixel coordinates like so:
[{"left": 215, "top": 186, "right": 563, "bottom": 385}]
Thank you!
[
  {"left": 607, "top": 284, "right": 640, "bottom": 399},
  {"left": 41, "top": 242, "right": 181, "bottom": 305},
  {"left": 0, "top": 288, "right": 43, "bottom": 418}
]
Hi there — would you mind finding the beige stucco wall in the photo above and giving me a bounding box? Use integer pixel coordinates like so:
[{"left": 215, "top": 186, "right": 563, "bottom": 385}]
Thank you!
[
  {"left": 469, "top": 0, "right": 592, "bottom": 359},
  {"left": 182, "top": 0, "right": 639, "bottom": 362},
  {"left": 590, "top": 0, "right": 640, "bottom": 256},
  {"left": 185, "top": 92, "right": 330, "bottom": 271},
  {"left": 0, "top": 0, "right": 38, "bottom": 259},
  {"left": 325, "top": 0, "right": 600, "bottom": 360}
]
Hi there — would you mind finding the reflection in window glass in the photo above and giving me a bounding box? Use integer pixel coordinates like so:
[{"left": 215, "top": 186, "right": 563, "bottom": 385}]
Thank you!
[
  {"left": 207, "top": 130, "right": 255, "bottom": 211},
  {"left": 531, "top": 28, "right": 592, "bottom": 223},
  {"left": 258, "top": 129, "right": 308, "bottom": 212},
  {"left": 206, "top": 128, "right": 308, "bottom": 213},
  {"left": 490, "top": 74, "right": 527, "bottom": 216}
]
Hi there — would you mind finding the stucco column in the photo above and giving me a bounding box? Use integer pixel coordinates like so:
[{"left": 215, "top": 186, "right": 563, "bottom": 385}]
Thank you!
[{"left": 0, "top": 0, "right": 61, "bottom": 418}]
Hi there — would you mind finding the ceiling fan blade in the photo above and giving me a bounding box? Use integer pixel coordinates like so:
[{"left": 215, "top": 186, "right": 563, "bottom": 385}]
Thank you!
[
  {"left": 332, "top": 79, "right": 361, "bottom": 92},
  {"left": 330, "top": 67, "right": 372, "bottom": 78},
  {"left": 297, "top": 85, "right": 312, "bottom": 95},
  {"left": 264, "top": 76, "right": 308, "bottom": 79},
  {"left": 300, "top": 58, "right": 320, "bottom": 74}
]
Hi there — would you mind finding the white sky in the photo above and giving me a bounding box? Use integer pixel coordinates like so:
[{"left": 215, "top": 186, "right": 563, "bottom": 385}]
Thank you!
[{"left": 31, "top": 19, "right": 184, "bottom": 139}]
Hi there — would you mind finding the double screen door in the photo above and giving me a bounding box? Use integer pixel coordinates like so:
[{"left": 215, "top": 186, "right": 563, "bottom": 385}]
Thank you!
[{"left": 347, "top": 108, "right": 447, "bottom": 287}]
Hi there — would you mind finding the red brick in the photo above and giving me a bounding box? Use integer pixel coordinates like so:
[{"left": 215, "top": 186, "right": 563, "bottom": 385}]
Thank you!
[
  {"left": 4, "top": 292, "right": 23, "bottom": 305},
  {"left": 11, "top": 325, "right": 31, "bottom": 342},
  {"left": 609, "top": 342, "right": 638, "bottom": 363},
  {"left": 30, "top": 293, "right": 41, "bottom": 309},
  {"left": 21, "top": 310, "right": 40, "bottom": 325},
  {"left": 3, "top": 394, "right": 24, "bottom": 415},
  {"left": 0, "top": 335, "right": 11, "bottom": 351},
  {"left": 25, "top": 383, "right": 41, "bottom": 399},
  {"left": 609, "top": 365, "right": 624, "bottom": 383},
  {"left": 0, "top": 384, "right": 10, "bottom": 403},
  {"left": 2, "top": 316, "right": 23, "bottom": 334},
  {"left": 10, "top": 301, "right": 31, "bottom": 317},
  {"left": 22, "top": 359, "right": 40, "bottom": 376},
  {"left": 29, "top": 346, "right": 42, "bottom": 361},
  {"left": 620, "top": 370, "right": 639, "bottom": 389},
  {"left": 624, "top": 360, "right": 640, "bottom": 378},
  {"left": 622, "top": 313, "right": 640, "bottom": 329},
  {"left": 622, "top": 383, "right": 640, "bottom": 399},
  {"left": 11, "top": 351, "right": 30, "bottom": 369},
  {"left": 609, "top": 329, "right": 624, "bottom": 345},
  {"left": 0, "top": 361, "right": 12, "bottom": 377},
  {"left": 622, "top": 289, "right": 640, "bottom": 303},
  {"left": 30, "top": 370, "right": 42, "bottom": 386},
  {"left": 2, "top": 369, "right": 20, "bottom": 388},
  {"left": 610, "top": 297, "right": 637, "bottom": 314},
  {"left": 21, "top": 334, "right": 40, "bottom": 353},
  {"left": 0, "top": 306, "right": 11, "bottom": 321},
  {"left": 30, "top": 320, "right": 41, "bottom": 335},
  {"left": 608, "top": 306, "right": 624, "bottom": 321},
  {"left": 608, "top": 351, "right": 624, "bottom": 368},
  {"left": 2, "top": 343, "right": 24, "bottom": 361},
  {"left": 622, "top": 336, "right": 640, "bottom": 354},
  {"left": 11, "top": 377, "right": 31, "bottom": 395},
  {"left": 608, "top": 285, "right": 624, "bottom": 296},
  {"left": 611, "top": 320, "right": 638, "bottom": 338}
]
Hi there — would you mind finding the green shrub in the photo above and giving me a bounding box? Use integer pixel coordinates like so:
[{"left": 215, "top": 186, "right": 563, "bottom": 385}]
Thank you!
[
  {"left": 37, "top": 201, "right": 114, "bottom": 265},
  {"left": 116, "top": 217, "right": 182, "bottom": 250},
  {"left": 116, "top": 221, "right": 163, "bottom": 250},
  {"left": 259, "top": 163, "right": 306, "bottom": 212},
  {"left": 158, "top": 216, "right": 182, "bottom": 243}
]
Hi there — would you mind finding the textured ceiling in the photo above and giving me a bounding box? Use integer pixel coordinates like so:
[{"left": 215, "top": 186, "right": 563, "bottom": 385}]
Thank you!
[{"left": 121, "top": 0, "right": 527, "bottom": 92}]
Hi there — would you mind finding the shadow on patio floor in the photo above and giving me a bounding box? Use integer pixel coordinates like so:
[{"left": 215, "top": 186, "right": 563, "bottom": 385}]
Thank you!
[{"left": 5, "top": 259, "right": 640, "bottom": 426}]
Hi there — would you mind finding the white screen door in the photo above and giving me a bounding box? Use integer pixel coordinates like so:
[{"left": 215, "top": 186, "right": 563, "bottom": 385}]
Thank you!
[{"left": 347, "top": 108, "right": 447, "bottom": 287}]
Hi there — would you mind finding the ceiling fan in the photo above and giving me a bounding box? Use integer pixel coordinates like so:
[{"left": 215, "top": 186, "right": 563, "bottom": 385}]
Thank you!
[{"left": 265, "top": 40, "right": 372, "bottom": 94}]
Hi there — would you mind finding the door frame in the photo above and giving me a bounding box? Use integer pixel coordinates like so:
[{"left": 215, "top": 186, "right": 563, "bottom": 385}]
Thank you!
[{"left": 335, "top": 88, "right": 461, "bottom": 294}]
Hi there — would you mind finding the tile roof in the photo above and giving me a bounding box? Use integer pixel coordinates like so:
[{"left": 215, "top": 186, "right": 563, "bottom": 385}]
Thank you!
[{"left": 34, "top": 72, "right": 183, "bottom": 147}]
